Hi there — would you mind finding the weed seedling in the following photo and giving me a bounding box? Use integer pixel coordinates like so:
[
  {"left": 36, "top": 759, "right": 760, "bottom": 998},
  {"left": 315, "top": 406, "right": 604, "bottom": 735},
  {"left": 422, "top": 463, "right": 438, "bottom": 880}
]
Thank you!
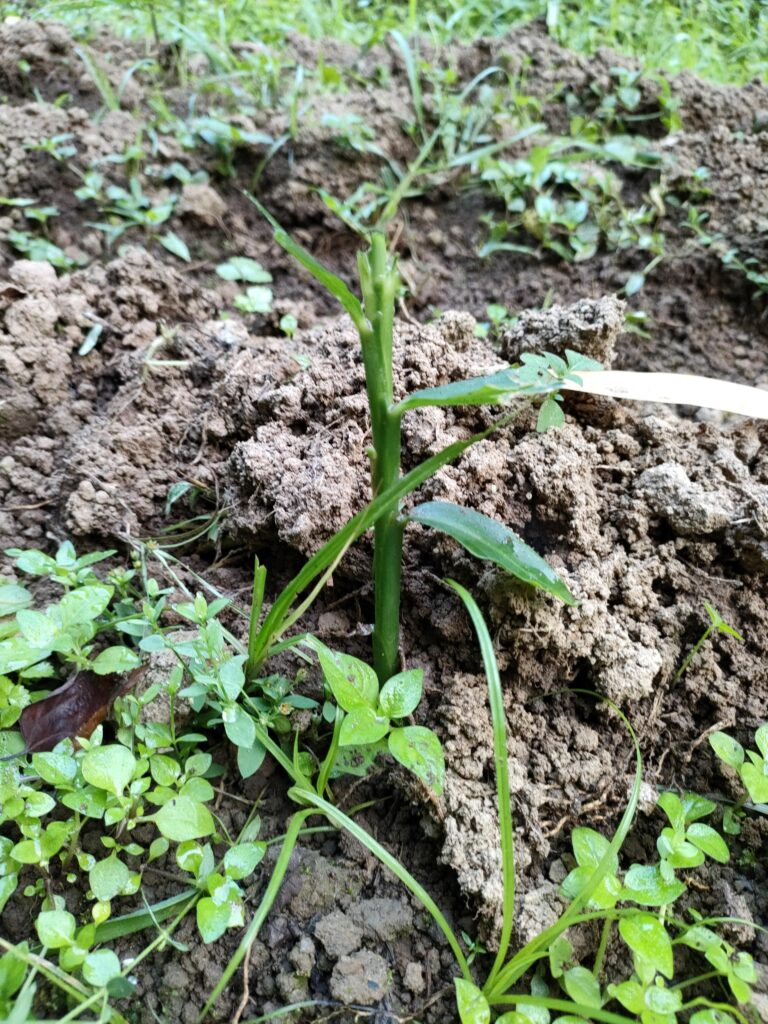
[
  {"left": 710, "top": 722, "right": 768, "bottom": 834},
  {"left": 675, "top": 601, "right": 743, "bottom": 682}
]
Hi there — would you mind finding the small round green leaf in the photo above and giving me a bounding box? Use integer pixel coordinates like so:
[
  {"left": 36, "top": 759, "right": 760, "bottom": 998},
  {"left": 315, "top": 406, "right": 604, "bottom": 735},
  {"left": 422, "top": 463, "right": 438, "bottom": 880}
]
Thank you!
[
  {"left": 91, "top": 645, "right": 141, "bottom": 675},
  {"left": 339, "top": 706, "right": 390, "bottom": 747},
  {"left": 196, "top": 896, "right": 232, "bottom": 944},
  {"left": 378, "top": 669, "right": 423, "bottom": 718},
  {"left": 388, "top": 726, "right": 445, "bottom": 796},
  {"left": 223, "top": 842, "right": 266, "bottom": 880},
  {"left": 82, "top": 949, "right": 121, "bottom": 987},
  {"left": 687, "top": 823, "right": 729, "bottom": 863},
  {"left": 90, "top": 855, "right": 130, "bottom": 902},
  {"left": 81, "top": 745, "right": 136, "bottom": 796},
  {"left": 563, "top": 965, "right": 602, "bottom": 1008},
  {"left": 708, "top": 731, "right": 744, "bottom": 769},
  {"left": 740, "top": 762, "right": 768, "bottom": 803},
  {"left": 155, "top": 796, "right": 215, "bottom": 842},
  {"left": 623, "top": 864, "right": 686, "bottom": 906},
  {"left": 454, "top": 979, "right": 490, "bottom": 1024},
  {"left": 36, "top": 909, "right": 76, "bottom": 949},
  {"left": 619, "top": 912, "right": 674, "bottom": 980}
]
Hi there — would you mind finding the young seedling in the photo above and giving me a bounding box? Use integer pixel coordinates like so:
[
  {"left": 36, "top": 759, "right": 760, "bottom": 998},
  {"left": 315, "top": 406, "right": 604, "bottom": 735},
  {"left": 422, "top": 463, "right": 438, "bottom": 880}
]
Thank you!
[
  {"left": 675, "top": 601, "right": 743, "bottom": 682},
  {"left": 710, "top": 721, "right": 768, "bottom": 834},
  {"left": 250, "top": 202, "right": 587, "bottom": 685}
]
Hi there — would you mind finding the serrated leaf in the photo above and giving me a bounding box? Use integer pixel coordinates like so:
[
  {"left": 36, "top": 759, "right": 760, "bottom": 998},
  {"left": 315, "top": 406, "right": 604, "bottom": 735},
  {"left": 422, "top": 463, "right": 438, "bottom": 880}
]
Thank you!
[
  {"left": 58, "top": 584, "right": 113, "bottom": 625},
  {"left": 407, "top": 501, "right": 576, "bottom": 605}
]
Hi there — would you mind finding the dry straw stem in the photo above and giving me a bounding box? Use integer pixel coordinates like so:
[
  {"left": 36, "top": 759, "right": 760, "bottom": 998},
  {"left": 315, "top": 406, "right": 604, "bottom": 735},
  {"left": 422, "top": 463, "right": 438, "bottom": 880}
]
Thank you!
[{"left": 563, "top": 371, "right": 768, "bottom": 418}]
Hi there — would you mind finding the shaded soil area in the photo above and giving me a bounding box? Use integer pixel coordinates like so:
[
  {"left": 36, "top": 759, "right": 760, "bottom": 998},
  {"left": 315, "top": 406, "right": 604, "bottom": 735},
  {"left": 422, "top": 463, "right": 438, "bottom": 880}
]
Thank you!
[{"left": 1, "top": 16, "right": 767, "bottom": 1023}]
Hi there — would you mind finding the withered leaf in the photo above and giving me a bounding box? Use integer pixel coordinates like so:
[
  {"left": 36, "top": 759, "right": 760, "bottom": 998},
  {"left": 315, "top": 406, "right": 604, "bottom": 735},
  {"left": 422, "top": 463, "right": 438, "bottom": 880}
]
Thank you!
[{"left": 19, "top": 669, "right": 141, "bottom": 753}]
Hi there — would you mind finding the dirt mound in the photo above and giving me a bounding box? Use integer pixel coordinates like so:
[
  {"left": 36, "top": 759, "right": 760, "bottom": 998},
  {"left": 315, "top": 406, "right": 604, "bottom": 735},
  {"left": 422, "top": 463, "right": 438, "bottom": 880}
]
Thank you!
[
  {"left": 0, "top": 250, "right": 221, "bottom": 549},
  {"left": 2, "top": 16, "right": 768, "bottom": 1019},
  {"left": 4, "top": 263, "right": 766, "bottom": 957}
]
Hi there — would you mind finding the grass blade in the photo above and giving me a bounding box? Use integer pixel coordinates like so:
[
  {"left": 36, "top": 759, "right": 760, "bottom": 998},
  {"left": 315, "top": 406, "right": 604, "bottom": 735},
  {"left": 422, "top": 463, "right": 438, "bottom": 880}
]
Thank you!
[
  {"left": 248, "top": 196, "right": 367, "bottom": 333},
  {"left": 446, "top": 582, "right": 516, "bottom": 986}
]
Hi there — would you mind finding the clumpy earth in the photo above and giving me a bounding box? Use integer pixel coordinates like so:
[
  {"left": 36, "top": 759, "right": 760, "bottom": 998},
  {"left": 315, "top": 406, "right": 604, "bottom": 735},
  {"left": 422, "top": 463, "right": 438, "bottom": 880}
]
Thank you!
[{"left": 1, "top": 15, "right": 767, "bottom": 1023}]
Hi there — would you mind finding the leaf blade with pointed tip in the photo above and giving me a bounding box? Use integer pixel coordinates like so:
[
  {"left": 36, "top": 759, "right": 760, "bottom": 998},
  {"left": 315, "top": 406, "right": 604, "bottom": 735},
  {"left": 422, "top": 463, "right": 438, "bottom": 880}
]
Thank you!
[
  {"left": 393, "top": 367, "right": 560, "bottom": 415},
  {"left": 248, "top": 195, "right": 366, "bottom": 332},
  {"left": 407, "top": 501, "right": 576, "bottom": 605}
]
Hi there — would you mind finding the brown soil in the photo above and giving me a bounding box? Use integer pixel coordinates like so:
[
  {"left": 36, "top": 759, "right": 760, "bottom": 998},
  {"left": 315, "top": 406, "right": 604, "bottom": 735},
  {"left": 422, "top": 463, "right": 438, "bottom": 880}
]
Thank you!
[{"left": 1, "top": 16, "right": 767, "bottom": 1023}]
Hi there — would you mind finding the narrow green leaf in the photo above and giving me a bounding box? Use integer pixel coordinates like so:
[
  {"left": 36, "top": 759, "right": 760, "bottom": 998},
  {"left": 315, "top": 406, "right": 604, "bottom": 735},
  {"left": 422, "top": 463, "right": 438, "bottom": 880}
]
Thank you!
[
  {"left": 250, "top": 412, "right": 519, "bottom": 668},
  {"left": 249, "top": 195, "right": 366, "bottom": 331},
  {"left": 393, "top": 367, "right": 559, "bottom": 415},
  {"left": 159, "top": 231, "right": 191, "bottom": 262},
  {"left": 408, "top": 501, "right": 576, "bottom": 605}
]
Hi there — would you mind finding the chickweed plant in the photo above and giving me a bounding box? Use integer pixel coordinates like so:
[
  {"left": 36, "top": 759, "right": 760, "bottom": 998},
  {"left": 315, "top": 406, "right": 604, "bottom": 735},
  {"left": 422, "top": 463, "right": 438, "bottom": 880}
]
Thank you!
[{"left": 710, "top": 722, "right": 768, "bottom": 835}]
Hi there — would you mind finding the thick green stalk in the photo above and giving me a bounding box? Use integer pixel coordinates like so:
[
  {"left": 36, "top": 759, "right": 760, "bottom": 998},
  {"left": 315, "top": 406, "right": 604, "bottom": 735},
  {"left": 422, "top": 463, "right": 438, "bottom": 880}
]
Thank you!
[{"left": 358, "top": 234, "right": 403, "bottom": 684}]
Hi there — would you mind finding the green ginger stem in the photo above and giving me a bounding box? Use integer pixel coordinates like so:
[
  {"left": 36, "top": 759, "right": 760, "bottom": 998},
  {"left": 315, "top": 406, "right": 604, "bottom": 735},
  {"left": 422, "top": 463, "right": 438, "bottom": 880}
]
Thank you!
[{"left": 358, "top": 233, "right": 404, "bottom": 684}]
